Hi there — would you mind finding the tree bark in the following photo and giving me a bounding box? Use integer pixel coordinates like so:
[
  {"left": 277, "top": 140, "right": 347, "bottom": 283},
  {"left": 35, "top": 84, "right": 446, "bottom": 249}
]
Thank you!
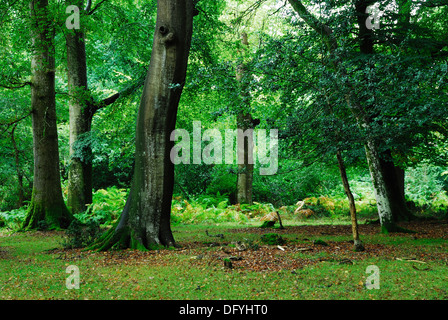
[
  {"left": 90, "top": 0, "right": 195, "bottom": 250},
  {"left": 66, "top": 0, "right": 93, "bottom": 214},
  {"left": 23, "top": 0, "right": 73, "bottom": 230},
  {"left": 236, "top": 32, "right": 255, "bottom": 205},
  {"left": 236, "top": 112, "right": 255, "bottom": 205},
  {"left": 336, "top": 151, "right": 364, "bottom": 251},
  {"left": 380, "top": 150, "right": 411, "bottom": 221},
  {"left": 363, "top": 139, "right": 396, "bottom": 232}
]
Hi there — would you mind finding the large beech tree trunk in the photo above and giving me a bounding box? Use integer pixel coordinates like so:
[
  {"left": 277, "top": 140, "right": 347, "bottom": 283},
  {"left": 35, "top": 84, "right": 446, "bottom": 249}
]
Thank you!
[
  {"left": 23, "top": 0, "right": 73, "bottom": 230},
  {"left": 90, "top": 0, "right": 195, "bottom": 250},
  {"left": 380, "top": 150, "right": 410, "bottom": 222},
  {"left": 66, "top": 0, "right": 93, "bottom": 214},
  {"left": 363, "top": 139, "right": 396, "bottom": 232}
]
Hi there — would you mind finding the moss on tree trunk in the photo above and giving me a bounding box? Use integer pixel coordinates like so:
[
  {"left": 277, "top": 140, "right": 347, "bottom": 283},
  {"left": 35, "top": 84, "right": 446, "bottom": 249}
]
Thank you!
[{"left": 23, "top": 189, "right": 72, "bottom": 230}]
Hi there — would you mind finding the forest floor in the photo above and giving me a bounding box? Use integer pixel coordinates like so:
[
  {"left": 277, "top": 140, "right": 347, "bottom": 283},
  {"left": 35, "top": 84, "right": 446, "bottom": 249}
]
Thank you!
[{"left": 0, "top": 218, "right": 447, "bottom": 300}]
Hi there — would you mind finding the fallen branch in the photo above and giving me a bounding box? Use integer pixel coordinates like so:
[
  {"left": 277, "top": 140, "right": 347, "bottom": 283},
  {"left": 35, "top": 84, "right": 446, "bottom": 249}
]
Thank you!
[
  {"left": 395, "top": 257, "right": 427, "bottom": 264},
  {"left": 205, "top": 230, "right": 224, "bottom": 239},
  {"left": 296, "top": 247, "right": 313, "bottom": 252}
]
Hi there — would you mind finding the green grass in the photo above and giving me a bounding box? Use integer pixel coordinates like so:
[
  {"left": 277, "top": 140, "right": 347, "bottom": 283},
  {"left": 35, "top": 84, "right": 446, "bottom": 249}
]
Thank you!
[{"left": 1, "top": 220, "right": 447, "bottom": 300}]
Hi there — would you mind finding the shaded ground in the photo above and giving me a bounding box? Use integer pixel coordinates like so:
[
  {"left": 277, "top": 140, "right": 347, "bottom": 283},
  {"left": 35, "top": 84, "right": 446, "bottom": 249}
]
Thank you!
[
  {"left": 47, "top": 219, "right": 448, "bottom": 273},
  {"left": 228, "top": 219, "right": 448, "bottom": 239}
]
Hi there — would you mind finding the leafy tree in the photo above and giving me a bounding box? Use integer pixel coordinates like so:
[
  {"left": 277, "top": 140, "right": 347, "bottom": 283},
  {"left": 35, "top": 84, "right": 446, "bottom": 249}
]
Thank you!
[{"left": 274, "top": 0, "right": 448, "bottom": 232}]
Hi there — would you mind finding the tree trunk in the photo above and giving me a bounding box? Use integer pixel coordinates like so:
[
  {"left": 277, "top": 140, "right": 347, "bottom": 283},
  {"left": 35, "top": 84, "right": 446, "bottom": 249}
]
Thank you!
[
  {"left": 354, "top": 0, "right": 412, "bottom": 228},
  {"left": 66, "top": 0, "right": 93, "bottom": 214},
  {"left": 23, "top": 0, "right": 73, "bottom": 230},
  {"left": 380, "top": 150, "right": 411, "bottom": 222},
  {"left": 364, "top": 139, "right": 401, "bottom": 233},
  {"left": 11, "top": 124, "right": 24, "bottom": 208},
  {"left": 90, "top": 0, "right": 195, "bottom": 250},
  {"left": 236, "top": 32, "right": 254, "bottom": 205},
  {"left": 236, "top": 113, "right": 255, "bottom": 205},
  {"left": 336, "top": 151, "right": 364, "bottom": 251},
  {"left": 65, "top": 1, "right": 130, "bottom": 215}
]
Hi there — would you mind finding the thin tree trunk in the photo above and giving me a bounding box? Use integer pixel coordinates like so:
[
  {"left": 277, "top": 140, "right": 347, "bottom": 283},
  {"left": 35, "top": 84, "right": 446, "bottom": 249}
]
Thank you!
[
  {"left": 236, "top": 113, "right": 255, "bottom": 205},
  {"left": 90, "top": 0, "right": 195, "bottom": 250},
  {"left": 336, "top": 151, "right": 364, "bottom": 251},
  {"left": 236, "top": 32, "right": 254, "bottom": 205},
  {"left": 11, "top": 124, "right": 24, "bottom": 208},
  {"left": 23, "top": 0, "right": 72, "bottom": 230}
]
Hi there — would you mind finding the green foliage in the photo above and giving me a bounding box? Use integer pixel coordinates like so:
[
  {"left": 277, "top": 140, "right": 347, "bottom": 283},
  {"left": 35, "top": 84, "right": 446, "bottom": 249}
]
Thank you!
[
  {"left": 0, "top": 0, "right": 446, "bottom": 234},
  {"left": 252, "top": 161, "right": 342, "bottom": 206},
  {"left": 204, "top": 166, "right": 237, "bottom": 197},
  {"left": 405, "top": 165, "right": 448, "bottom": 215},
  {"left": 76, "top": 187, "right": 128, "bottom": 226},
  {"left": 0, "top": 208, "right": 27, "bottom": 230},
  {"left": 174, "top": 164, "right": 215, "bottom": 196},
  {"left": 171, "top": 195, "right": 250, "bottom": 225}
]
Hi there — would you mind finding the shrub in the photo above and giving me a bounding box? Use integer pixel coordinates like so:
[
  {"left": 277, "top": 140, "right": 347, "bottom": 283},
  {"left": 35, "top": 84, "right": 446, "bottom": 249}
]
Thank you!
[
  {"left": 77, "top": 187, "right": 127, "bottom": 226},
  {"left": 406, "top": 165, "right": 446, "bottom": 206},
  {"left": 0, "top": 208, "right": 27, "bottom": 230}
]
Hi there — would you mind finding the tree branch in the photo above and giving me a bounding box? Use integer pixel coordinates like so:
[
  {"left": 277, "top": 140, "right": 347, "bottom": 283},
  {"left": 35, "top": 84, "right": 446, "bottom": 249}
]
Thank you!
[
  {"left": 287, "top": 0, "right": 338, "bottom": 52},
  {"left": 89, "top": 92, "right": 120, "bottom": 115},
  {"left": 87, "top": 0, "right": 107, "bottom": 15},
  {"left": 0, "top": 110, "right": 32, "bottom": 136},
  {"left": 0, "top": 82, "right": 32, "bottom": 90},
  {"left": 84, "top": 0, "right": 92, "bottom": 12},
  {"left": 88, "top": 74, "right": 146, "bottom": 117}
]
